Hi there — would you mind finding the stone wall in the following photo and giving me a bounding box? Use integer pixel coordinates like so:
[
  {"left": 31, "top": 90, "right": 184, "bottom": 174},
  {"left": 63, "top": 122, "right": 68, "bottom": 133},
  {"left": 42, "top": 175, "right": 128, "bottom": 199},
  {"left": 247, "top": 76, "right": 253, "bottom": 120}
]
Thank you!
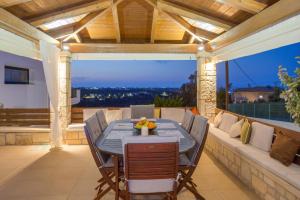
[
  {"left": 64, "top": 128, "right": 87, "bottom": 145},
  {"left": 197, "top": 55, "right": 217, "bottom": 121},
  {"left": 205, "top": 133, "right": 300, "bottom": 200},
  {"left": 0, "top": 128, "right": 50, "bottom": 145}
]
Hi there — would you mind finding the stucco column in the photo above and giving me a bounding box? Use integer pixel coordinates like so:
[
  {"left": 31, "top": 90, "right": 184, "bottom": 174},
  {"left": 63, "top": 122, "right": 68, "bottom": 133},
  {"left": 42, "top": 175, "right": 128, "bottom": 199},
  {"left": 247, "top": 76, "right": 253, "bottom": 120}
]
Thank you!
[
  {"left": 58, "top": 51, "right": 71, "bottom": 143},
  {"left": 197, "top": 52, "right": 217, "bottom": 121}
]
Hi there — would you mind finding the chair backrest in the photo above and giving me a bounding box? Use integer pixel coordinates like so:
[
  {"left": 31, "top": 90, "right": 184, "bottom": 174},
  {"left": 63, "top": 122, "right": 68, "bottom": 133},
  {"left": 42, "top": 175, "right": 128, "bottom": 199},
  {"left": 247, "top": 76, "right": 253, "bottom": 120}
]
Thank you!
[
  {"left": 84, "top": 126, "right": 104, "bottom": 169},
  {"left": 161, "top": 107, "right": 185, "bottom": 123},
  {"left": 96, "top": 110, "right": 108, "bottom": 131},
  {"left": 187, "top": 115, "right": 209, "bottom": 165},
  {"left": 123, "top": 136, "right": 179, "bottom": 181},
  {"left": 181, "top": 110, "right": 194, "bottom": 132},
  {"left": 130, "top": 104, "right": 155, "bottom": 119},
  {"left": 85, "top": 114, "right": 102, "bottom": 142}
]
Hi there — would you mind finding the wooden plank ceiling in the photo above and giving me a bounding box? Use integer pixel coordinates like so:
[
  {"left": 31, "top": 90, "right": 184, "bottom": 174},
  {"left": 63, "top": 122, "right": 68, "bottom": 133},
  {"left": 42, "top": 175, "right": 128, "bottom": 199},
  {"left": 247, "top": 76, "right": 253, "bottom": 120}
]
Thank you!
[{"left": 2, "top": 0, "right": 279, "bottom": 46}]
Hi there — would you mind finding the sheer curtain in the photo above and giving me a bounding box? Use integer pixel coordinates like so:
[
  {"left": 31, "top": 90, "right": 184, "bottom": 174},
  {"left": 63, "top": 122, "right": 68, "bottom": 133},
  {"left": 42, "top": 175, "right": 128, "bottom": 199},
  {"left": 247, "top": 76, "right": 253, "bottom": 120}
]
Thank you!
[{"left": 40, "top": 40, "right": 61, "bottom": 148}]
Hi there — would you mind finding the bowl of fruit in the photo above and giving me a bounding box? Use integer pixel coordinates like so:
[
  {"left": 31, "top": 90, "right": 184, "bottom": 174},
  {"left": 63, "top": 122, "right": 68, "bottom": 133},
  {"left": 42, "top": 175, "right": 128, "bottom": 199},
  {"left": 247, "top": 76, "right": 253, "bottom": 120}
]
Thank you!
[{"left": 134, "top": 117, "right": 157, "bottom": 131}]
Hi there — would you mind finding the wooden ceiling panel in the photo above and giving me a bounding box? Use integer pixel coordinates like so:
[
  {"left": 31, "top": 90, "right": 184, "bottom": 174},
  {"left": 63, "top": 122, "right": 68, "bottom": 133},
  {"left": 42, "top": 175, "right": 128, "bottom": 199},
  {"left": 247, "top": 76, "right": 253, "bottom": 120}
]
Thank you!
[
  {"left": 154, "top": 12, "right": 185, "bottom": 41},
  {"left": 85, "top": 11, "right": 116, "bottom": 40},
  {"left": 167, "top": 0, "right": 252, "bottom": 24},
  {"left": 5, "top": 0, "right": 94, "bottom": 19},
  {"left": 118, "top": 0, "right": 153, "bottom": 42}
]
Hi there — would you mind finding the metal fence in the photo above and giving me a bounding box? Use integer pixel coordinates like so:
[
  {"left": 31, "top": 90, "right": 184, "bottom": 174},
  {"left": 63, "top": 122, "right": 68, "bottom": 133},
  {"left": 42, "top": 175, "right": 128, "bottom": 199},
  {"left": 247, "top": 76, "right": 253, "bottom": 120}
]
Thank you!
[{"left": 228, "top": 103, "right": 292, "bottom": 122}]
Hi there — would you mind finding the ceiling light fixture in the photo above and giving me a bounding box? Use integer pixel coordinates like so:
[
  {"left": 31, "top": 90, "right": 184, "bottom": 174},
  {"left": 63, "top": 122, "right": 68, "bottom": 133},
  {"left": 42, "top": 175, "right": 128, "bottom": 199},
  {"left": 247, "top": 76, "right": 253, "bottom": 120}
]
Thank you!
[
  {"left": 62, "top": 44, "right": 70, "bottom": 51},
  {"left": 198, "top": 43, "right": 205, "bottom": 51}
]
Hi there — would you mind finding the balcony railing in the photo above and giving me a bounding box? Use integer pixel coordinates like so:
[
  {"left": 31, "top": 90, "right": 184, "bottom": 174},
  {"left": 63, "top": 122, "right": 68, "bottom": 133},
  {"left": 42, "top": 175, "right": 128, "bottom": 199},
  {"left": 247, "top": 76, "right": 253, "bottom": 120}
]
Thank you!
[
  {"left": 228, "top": 103, "right": 292, "bottom": 122},
  {"left": 0, "top": 108, "right": 50, "bottom": 126}
]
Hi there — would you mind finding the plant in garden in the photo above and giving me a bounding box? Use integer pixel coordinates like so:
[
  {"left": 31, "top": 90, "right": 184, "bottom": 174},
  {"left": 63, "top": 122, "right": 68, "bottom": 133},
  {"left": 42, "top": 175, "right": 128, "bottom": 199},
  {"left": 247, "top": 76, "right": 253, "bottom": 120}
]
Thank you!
[{"left": 278, "top": 57, "right": 300, "bottom": 125}]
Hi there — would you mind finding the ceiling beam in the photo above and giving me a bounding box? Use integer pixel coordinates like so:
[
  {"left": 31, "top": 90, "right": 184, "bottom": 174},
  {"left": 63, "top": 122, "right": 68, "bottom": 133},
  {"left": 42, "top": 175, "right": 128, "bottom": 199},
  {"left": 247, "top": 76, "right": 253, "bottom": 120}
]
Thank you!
[
  {"left": 150, "top": 8, "right": 158, "bottom": 43},
  {"left": 27, "top": 0, "right": 111, "bottom": 27},
  {"left": 112, "top": 0, "right": 122, "bottom": 43},
  {"left": 0, "top": 0, "right": 32, "bottom": 7},
  {"left": 0, "top": 8, "right": 58, "bottom": 44},
  {"left": 207, "top": 0, "right": 300, "bottom": 51},
  {"left": 63, "top": 10, "right": 107, "bottom": 42},
  {"left": 66, "top": 43, "right": 198, "bottom": 53},
  {"left": 45, "top": 24, "right": 74, "bottom": 39},
  {"left": 74, "top": 33, "right": 82, "bottom": 43},
  {"left": 165, "top": 12, "right": 219, "bottom": 41},
  {"left": 188, "top": 36, "right": 195, "bottom": 44},
  {"left": 157, "top": 0, "right": 235, "bottom": 30},
  {"left": 63, "top": 0, "right": 124, "bottom": 42},
  {"left": 217, "top": 0, "right": 267, "bottom": 14}
]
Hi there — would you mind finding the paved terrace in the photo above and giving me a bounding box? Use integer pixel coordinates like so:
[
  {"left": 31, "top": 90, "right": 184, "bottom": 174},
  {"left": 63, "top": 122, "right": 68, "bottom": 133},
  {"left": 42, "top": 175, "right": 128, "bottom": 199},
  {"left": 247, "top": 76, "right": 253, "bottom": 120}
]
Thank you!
[{"left": 0, "top": 145, "right": 258, "bottom": 200}]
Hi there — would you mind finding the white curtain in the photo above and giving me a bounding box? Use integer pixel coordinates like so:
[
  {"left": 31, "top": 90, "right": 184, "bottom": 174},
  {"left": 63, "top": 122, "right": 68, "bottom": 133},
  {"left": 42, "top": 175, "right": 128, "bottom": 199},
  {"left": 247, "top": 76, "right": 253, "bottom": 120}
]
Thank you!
[{"left": 40, "top": 40, "right": 62, "bottom": 148}]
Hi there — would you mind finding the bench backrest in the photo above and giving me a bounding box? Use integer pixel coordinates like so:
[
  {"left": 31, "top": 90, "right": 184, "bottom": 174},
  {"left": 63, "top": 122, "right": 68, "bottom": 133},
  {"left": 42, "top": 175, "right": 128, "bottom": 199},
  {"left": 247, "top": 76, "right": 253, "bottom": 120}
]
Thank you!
[{"left": 216, "top": 108, "right": 300, "bottom": 165}]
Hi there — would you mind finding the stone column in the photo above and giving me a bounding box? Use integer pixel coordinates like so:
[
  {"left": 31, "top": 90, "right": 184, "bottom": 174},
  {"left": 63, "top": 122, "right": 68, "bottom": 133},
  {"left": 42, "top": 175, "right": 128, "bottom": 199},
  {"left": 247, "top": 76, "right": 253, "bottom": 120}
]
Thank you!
[
  {"left": 58, "top": 51, "right": 72, "bottom": 143},
  {"left": 197, "top": 52, "right": 217, "bottom": 121}
]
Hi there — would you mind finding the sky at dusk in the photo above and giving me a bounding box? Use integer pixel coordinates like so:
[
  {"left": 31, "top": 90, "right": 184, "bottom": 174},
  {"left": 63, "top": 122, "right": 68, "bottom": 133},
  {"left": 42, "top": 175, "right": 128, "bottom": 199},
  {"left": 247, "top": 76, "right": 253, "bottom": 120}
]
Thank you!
[
  {"left": 72, "top": 42, "right": 299, "bottom": 89},
  {"left": 72, "top": 60, "right": 196, "bottom": 88},
  {"left": 217, "top": 42, "right": 300, "bottom": 90}
]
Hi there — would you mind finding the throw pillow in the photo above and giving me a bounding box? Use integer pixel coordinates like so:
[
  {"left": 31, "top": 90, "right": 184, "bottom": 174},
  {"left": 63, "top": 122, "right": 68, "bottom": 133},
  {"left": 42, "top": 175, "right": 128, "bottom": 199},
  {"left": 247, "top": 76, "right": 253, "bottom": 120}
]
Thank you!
[
  {"left": 219, "top": 113, "right": 238, "bottom": 133},
  {"left": 213, "top": 111, "right": 223, "bottom": 127},
  {"left": 249, "top": 122, "right": 274, "bottom": 152},
  {"left": 191, "top": 107, "right": 200, "bottom": 115},
  {"left": 270, "top": 132, "right": 300, "bottom": 166},
  {"left": 240, "top": 119, "right": 251, "bottom": 144},
  {"left": 229, "top": 119, "right": 244, "bottom": 138}
]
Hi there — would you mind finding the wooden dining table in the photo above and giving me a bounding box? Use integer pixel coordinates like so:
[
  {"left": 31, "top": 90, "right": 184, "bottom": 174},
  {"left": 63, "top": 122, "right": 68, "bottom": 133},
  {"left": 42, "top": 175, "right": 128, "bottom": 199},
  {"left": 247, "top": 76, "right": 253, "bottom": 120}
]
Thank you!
[{"left": 95, "top": 118, "right": 198, "bottom": 199}]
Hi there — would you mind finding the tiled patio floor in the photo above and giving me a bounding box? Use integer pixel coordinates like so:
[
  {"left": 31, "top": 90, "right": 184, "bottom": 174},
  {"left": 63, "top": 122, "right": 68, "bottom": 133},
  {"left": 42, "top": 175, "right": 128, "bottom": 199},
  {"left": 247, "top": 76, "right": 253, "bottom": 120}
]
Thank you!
[{"left": 0, "top": 145, "right": 259, "bottom": 200}]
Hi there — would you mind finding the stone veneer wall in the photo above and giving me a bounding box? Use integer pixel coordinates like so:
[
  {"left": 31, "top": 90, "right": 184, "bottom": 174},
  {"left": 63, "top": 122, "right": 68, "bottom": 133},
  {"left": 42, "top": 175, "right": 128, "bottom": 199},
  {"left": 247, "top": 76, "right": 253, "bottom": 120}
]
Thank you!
[
  {"left": 64, "top": 128, "right": 87, "bottom": 145},
  {"left": 0, "top": 129, "right": 50, "bottom": 145},
  {"left": 205, "top": 133, "right": 300, "bottom": 200},
  {"left": 197, "top": 55, "right": 216, "bottom": 121}
]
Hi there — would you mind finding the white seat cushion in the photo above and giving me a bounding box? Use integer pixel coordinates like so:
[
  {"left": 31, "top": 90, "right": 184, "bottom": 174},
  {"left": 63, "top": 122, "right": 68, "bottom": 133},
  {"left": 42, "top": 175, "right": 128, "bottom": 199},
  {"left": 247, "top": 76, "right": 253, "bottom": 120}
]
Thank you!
[
  {"left": 128, "top": 179, "right": 175, "bottom": 193},
  {"left": 249, "top": 122, "right": 274, "bottom": 152},
  {"left": 209, "top": 124, "right": 300, "bottom": 190},
  {"left": 219, "top": 113, "right": 238, "bottom": 133},
  {"left": 161, "top": 108, "right": 185, "bottom": 123},
  {"left": 236, "top": 144, "right": 300, "bottom": 189},
  {"left": 209, "top": 125, "right": 243, "bottom": 150}
]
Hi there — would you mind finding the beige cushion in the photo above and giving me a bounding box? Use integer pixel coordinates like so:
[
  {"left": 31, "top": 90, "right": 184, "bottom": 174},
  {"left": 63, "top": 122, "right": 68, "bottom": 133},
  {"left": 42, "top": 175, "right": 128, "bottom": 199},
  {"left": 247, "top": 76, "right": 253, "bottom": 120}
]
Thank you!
[
  {"left": 219, "top": 113, "right": 238, "bottom": 133},
  {"left": 213, "top": 111, "right": 223, "bottom": 127},
  {"left": 229, "top": 119, "right": 244, "bottom": 138},
  {"left": 250, "top": 122, "right": 274, "bottom": 152},
  {"left": 161, "top": 108, "right": 185, "bottom": 123},
  {"left": 105, "top": 110, "right": 122, "bottom": 123},
  {"left": 128, "top": 179, "right": 175, "bottom": 193},
  {"left": 121, "top": 108, "right": 131, "bottom": 119}
]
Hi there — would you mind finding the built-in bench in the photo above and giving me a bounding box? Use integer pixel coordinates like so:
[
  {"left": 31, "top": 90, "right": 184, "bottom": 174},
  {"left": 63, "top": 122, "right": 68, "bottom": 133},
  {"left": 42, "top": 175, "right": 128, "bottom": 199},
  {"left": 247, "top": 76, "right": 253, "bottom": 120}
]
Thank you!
[
  {"left": 0, "top": 126, "right": 50, "bottom": 145},
  {"left": 205, "top": 109, "right": 300, "bottom": 200}
]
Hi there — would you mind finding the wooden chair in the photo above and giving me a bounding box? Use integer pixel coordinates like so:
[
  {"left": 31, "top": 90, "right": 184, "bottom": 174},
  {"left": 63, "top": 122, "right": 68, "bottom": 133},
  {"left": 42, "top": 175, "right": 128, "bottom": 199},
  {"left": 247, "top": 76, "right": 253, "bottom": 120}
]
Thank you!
[
  {"left": 130, "top": 104, "right": 155, "bottom": 119},
  {"left": 85, "top": 115, "right": 120, "bottom": 200},
  {"left": 122, "top": 136, "right": 179, "bottom": 200},
  {"left": 178, "top": 115, "right": 209, "bottom": 200},
  {"left": 181, "top": 110, "right": 195, "bottom": 133},
  {"left": 96, "top": 110, "right": 108, "bottom": 132}
]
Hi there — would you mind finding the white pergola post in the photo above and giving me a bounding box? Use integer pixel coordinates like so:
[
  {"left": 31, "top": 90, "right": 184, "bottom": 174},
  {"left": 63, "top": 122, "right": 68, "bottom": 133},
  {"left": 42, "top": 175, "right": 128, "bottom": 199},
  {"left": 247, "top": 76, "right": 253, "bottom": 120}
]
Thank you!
[{"left": 197, "top": 52, "right": 217, "bottom": 121}]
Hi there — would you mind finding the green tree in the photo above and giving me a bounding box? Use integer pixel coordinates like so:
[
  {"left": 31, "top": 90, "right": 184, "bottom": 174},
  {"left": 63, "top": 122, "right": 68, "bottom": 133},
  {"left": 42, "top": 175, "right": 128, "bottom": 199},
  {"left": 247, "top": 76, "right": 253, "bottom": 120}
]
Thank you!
[
  {"left": 179, "top": 71, "right": 197, "bottom": 106},
  {"left": 278, "top": 57, "right": 300, "bottom": 125},
  {"left": 154, "top": 96, "right": 183, "bottom": 107}
]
